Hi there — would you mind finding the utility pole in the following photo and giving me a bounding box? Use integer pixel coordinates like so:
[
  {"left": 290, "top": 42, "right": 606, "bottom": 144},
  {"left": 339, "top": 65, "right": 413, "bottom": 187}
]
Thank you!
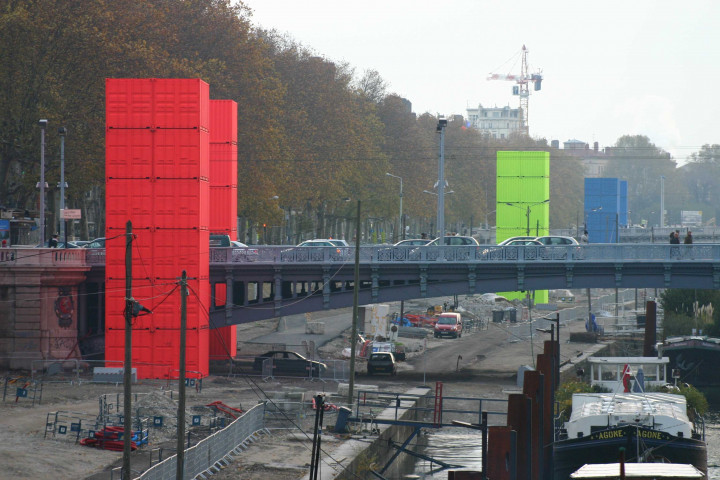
[
  {"left": 348, "top": 201, "right": 361, "bottom": 405},
  {"left": 122, "top": 221, "right": 132, "bottom": 479},
  {"left": 58, "top": 127, "right": 67, "bottom": 245},
  {"left": 177, "top": 271, "right": 188, "bottom": 480},
  {"left": 436, "top": 118, "right": 447, "bottom": 240}
]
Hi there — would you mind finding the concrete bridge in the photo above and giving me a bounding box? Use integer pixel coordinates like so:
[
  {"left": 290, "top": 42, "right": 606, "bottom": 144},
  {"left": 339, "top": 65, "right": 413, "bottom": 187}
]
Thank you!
[{"left": 0, "top": 244, "right": 720, "bottom": 331}]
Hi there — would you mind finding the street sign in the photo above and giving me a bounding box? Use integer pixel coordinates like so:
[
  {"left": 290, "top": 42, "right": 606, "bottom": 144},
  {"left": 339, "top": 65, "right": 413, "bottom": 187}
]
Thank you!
[{"left": 61, "top": 209, "right": 81, "bottom": 219}]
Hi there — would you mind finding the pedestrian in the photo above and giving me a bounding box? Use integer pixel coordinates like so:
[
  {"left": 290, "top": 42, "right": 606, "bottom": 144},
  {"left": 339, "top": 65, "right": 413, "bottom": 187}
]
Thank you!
[
  {"left": 670, "top": 231, "right": 680, "bottom": 244},
  {"left": 421, "top": 232, "right": 427, "bottom": 240},
  {"left": 49, "top": 234, "right": 58, "bottom": 248},
  {"left": 580, "top": 230, "right": 588, "bottom": 244},
  {"left": 684, "top": 231, "right": 693, "bottom": 244}
]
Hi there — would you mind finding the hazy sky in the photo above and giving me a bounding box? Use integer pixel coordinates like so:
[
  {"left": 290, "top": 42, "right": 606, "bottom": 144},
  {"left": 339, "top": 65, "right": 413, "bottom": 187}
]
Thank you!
[{"left": 244, "top": 0, "right": 720, "bottom": 164}]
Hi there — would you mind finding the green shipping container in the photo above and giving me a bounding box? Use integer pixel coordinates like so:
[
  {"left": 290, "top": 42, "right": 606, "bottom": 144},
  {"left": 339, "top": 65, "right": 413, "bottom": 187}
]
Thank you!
[
  {"left": 499, "top": 290, "right": 549, "bottom": 304},
  {"left": 496, "top": 203, "right": 549, "bottom": 235},
  {"left": 497, "top": 177, "right": 550, "bottom": 204},
  {"left": 497, "top": 151, "right": 550, "bottom": 177}
]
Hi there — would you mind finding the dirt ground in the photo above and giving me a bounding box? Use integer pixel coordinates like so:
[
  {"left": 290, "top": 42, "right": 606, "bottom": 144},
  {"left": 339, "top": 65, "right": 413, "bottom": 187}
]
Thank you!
[{"left": 0, "top": 301, "right": 598, "bottom": 480}]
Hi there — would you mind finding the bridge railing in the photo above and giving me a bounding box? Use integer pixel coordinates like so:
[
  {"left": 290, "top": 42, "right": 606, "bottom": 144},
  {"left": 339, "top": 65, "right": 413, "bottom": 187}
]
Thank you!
[
  {"left": 1, "top": 247, "right": 88, "bottom": 266},
  {"left": 207, "top": 244, "right": 720, "bottom": 264},
  {"left": 17, "top": 244, "right": 720, "bottom": 267}
]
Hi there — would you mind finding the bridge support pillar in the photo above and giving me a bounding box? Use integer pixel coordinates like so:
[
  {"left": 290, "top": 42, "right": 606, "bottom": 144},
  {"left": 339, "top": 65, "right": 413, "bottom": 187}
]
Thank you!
[
  {"left": 371, "top": 266, "right": 379, "bottom": 302},
  {"left": 467, "top": 265, "right": 476, "bottom": 293},
  {"left": 516, "top": 265, "right": 525, "bottom": 291},
  {"left": 614, "top": 263, "right": 623, "bottom": 287},
  {"left": 225, "top": 270, "right": 233, "bottom": 325},
  {"left": 420, "top": 266, "right": 428, "bottom": 298},
  {"left": 565, "top": 265, "right": 573, "bottom": 288},
  {"left": 713, "top": 265, "right": 720, "bottom": 289},
  {"left": 663, "top": 263, "right": 672, "bottom": 287},
  {"left": 322, "top": 267, "right": 331, "bottom": 309},
  {"left": 274, "top": 267, "right": 283, "bottom": 316}
]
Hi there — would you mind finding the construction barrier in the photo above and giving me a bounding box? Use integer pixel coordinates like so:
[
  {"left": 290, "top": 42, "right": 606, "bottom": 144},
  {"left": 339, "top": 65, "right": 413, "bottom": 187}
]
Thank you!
[{"left": 137, "top": 403, "right": 266, "bottom": 480}]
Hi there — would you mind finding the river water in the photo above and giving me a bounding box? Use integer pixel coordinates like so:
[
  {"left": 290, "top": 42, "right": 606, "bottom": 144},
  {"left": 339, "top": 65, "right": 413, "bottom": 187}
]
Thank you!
[{"left": 408, "top": 399, "right": 720, "bottom": 479}]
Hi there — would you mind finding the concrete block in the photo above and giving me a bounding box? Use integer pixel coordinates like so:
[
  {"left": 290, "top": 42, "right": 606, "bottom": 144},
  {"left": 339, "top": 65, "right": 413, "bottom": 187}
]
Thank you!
[
  {"left": 337, "top": 383, "right": 379, "bottom": 397},
  {"left": 305, "top": 322, "right": 325, "bottom": 334}
]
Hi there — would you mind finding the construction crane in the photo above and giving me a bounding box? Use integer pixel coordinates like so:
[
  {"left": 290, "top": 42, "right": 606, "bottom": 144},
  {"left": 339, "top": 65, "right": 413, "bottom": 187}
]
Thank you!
[{"left": 487, "top": 45, "right": 543, "bottom": 136}]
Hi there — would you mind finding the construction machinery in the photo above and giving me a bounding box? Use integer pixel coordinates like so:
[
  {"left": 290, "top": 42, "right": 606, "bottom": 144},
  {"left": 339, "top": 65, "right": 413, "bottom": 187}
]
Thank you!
[{"left": 487, "top": 45, "right": 543, "bottom": 136}]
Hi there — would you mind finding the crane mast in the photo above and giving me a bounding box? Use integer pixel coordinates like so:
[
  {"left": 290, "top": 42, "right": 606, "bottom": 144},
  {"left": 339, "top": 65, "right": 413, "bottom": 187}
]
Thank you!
[{"left": 487, "top": 45, "right": 543, "bottom": 136}]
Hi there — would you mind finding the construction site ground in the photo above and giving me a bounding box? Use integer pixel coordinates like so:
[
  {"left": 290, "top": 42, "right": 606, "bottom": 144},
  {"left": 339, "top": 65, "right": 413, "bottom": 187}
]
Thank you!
[{"left": 0, "top": 293, "right": 609, "bottom": 480}]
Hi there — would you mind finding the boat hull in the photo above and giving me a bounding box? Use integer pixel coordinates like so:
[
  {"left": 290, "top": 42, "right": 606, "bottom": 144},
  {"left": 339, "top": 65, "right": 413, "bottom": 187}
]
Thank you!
[
  {"left": 664, "top": 337, "right": 720, "bottom": 387},
  {"left": 553, "top": 425, "right": 707, "bottom": 480}
]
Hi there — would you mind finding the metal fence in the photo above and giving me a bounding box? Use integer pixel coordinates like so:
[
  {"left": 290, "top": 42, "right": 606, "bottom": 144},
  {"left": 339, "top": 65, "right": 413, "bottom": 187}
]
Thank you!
[
  {"left": 505, "top": 289, "right": 646, "bottom": 342},
  {"left": 136, "top": 403, "right": 267, "bottom": 480}
]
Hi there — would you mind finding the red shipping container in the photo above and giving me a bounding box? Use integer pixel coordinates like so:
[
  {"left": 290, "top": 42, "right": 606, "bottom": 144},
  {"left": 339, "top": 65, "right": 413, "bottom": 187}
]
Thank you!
[
  {"left": 209, "top": 100, "right": 238, "bottom": 144},
  {"left": 153, "top": 179, "right": 209, "bottom": 229},
  {"left": 209, "top": 143, "right": 237, "bottom": 185},
  {"left": 154, "top": 129, "right": 210, "bottom": 179},
  {"left": 106, "top": 129, "right": 154, "bottom": 179},
  {"left": 106, "top": 78, "right": 154, "bottom": 128},
  {"left": 106, "top": 129, "right": 210, "bottom": 180},
  {"left": 209, "top": 186, "right": 236, "bottom": 235},
  {"left": 153, "top": 78, "right": 210, "bottom": 130},
  {"left": 106, "top": 78, "right": 210, "bottom": 130},
  {"left": 151, "top": 229, "right": 209, "bottom": 279},
  {"left": 106, "top": 179, "right": 154, "bottom": 229}
]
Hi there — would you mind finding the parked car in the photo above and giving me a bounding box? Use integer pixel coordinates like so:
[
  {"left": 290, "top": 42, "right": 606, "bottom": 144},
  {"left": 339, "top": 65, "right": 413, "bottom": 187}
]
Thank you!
[
  {"left": 367, "top": 352, "right": 396, "bottom": 376},
  {"left": 83, "top": 238, "right": 106, "bottom": 248},
  {"left": 393, "top": 239, "right": 432, "bottom": 247},
  {"left": 252, "top": 350, "right": 327, "bottom": 377},
  {"left": 534, "top": 236, "right": 579, "bottom": 246},
  {"left": 282, "top": 239, "right": 349, "bottom": 261},
  {"left": 497, "top": 236, "right": 537, "bottom": 246},
  {"left": 231, "top": 240, "right": 259, "bottom": 262},
  {"left": 434, "top": 312, "right": 463, "bottom": 338},
  {"left": 73, "top": 240, "right": 90, "bottom": 247},
  {"left": 209, "top": 234, "right": 232, "bottom": 247},
  {"left": 501, "top": 239, "right": 543, "bottom": 246},
  {"left": 37, "top": 240, "right": 80, "bottom": 248},
  {"left": 426, "top": 235, "right": 479, "bottom": 246}
]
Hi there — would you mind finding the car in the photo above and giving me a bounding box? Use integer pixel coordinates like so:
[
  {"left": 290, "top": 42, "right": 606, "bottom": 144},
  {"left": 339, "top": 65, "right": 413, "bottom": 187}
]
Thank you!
[
  {"left": 252, "top": 350, "right": 327, "bottom": 377},
  {"left": 73, "top": 240, "right": 90, "bottom": 247},
  {"left": 83, "top": 238, "right": 106, "bottom": 248},
  {"left": 426, "top": 235, "right": 480, "bottom": 246},
  {"left": 283, "top": 239, "right": 349, "bottom": 261},
  {"left": 231, "top": 240, "right": 259, "bottom": 261},
  {"left": 210, "top": 234, "right": 232, "bottom": 247},
  {"left": 434, "top": 312, "right": 463, "bottom": 338},
  {"left": 37, "top": 240, "right": 81, "bottom": 248},
  {"left": 497, "top": 236, "right": 538, "bottom": 246},
  {"left": 367, "top": 352, "right": 396, "bottom": 376},
  {"left": 534, "top": 236, "right": 579, "bottom": 246},
  {"left": 393, "top": 239, "right": 432, "bottom": 247},
  {"left": 502, "top": 239, "right": 543, "bottom": 246}
]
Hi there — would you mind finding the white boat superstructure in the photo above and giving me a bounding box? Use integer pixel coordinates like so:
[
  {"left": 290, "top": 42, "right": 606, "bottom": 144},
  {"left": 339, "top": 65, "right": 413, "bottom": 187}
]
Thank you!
[{"left": 566, "top": 392, "right": 693, "bottom": 439}]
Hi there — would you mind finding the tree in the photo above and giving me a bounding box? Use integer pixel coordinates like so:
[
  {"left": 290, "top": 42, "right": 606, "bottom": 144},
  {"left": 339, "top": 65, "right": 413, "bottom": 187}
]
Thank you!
[
  {"left": 660, "top": 289, "right": 720, "bottom": 337},
  {"left": 602, "top": 135, "right": 678, "bottom": 225}
]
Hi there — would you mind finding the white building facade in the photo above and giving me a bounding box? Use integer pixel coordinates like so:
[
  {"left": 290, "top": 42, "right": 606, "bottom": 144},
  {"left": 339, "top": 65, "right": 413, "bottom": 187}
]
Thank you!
[{"left": 466, "top": 104, "right": 521, "bottom": 139}]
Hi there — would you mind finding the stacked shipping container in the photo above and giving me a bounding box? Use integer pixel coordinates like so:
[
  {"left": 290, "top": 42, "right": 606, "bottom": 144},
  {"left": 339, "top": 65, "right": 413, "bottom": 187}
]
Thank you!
[
  {"left": 208, "top": 100, "right": 238, "bottom": 359},
  {"left": 496, "top": 151, "right": 550, "bottom": 303},
  {"left": 105, "top": 78, "right": 210, "bottom": 379},
  {"left": 584, "top": 178, "right": 628, "bottom": 243}
]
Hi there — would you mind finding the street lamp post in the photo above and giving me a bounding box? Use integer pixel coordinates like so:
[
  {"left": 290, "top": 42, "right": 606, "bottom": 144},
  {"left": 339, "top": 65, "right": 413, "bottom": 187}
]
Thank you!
[
  {"left": 58, "top": 127, "right": 67, "bottom": 245},
  {"left": 386, "top": 173, "right": 404, "bottom": 241},
  {"left": 436, "top": 118, "right": 447, "bottom": 239},
  {"left": 505, "top": 199, "right": 549, "bottom": 236},
  {"left": 660, "top": 175, "right": 666, "bottom": 228},
  {"left": 38, "top": 119, "right": 48, "bottom": 246}
]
